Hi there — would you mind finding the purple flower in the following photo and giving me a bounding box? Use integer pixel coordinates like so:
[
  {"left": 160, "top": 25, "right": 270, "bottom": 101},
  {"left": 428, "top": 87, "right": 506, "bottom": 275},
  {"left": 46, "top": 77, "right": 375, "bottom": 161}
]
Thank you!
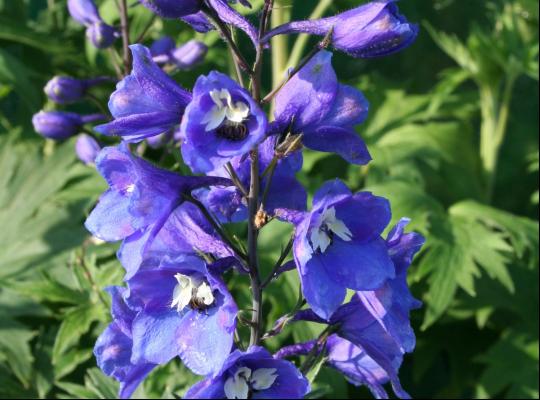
[
  {"left": 262, "top": 0, "right": 418, "bottom": 59},
  {"left": 67, "top": 0, "right": 117, "bottom": 49},
  {"left": 75, "top": 134, "right": 101, "bottom": 165},
  {"left": 67, "top": 0, "right": 101, "bottom": 25},
  {"left": 138, "top": 0, "right": 202, "bottom": 18},
  {"left": 273, "top": 51, "right": 371, "bottom": 165},
  {"left": 32, "top": 111, "right": 105, "bottom": 140},
  {"left": 84, "top": 144, "right": 231, "bottom": 279},
  {"left": 184, "top": 346, "right": 310, "bottom": 399},
  {"left": 179, "top": 72, "right": 267, "bottom": 173},
  {"left": 44, "top": 76, "right": 110, "bottom": 104},
  {"left": 86, "top": 21, "right": 118, "bottom": 49},
  {"left": 276, "top": 179, "right": 395, "bottom": 320},
  {"left": 95, "top": 45, "right": 192, "bottom": 142},
  {"left": 170, "top": 40, "right": 208, "bottom": 69},
  {"left": 325, "top": 335, "right": 392, "bottom": 399},
  {"left": 139, "top": 0, "right": 258, "bottom": 45},
  {"left": 153, "top": 39, "right": 208, "bottom": 70},
  {"left": 126, "top": 254, "right": 238, "bottom": 376},
  {"left": 287, "top": 219, "right": 424, "bottom": 399},
  {"left": 201, "top": 135, "right": 306, "bottom": 222},
  {"left": 94, "top": 287, "right": 155, "bottom": 399}
]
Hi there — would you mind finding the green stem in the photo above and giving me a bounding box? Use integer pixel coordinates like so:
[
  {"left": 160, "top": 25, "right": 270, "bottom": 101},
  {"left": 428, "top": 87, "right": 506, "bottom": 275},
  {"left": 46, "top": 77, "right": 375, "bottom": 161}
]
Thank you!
[
  {"left": 271, "top": 0, "right": 291, "bottom": 93},
  {"left": 479, "top": 75, "right": 516, "bottom": 202},
  {"left": 288, "top": 0, "right": 333, "bottom": 70}
]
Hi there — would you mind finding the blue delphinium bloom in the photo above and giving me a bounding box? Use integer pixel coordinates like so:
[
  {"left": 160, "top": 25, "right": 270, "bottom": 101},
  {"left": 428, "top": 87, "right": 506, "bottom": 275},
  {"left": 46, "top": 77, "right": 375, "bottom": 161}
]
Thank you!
[
  {"left": 276, "top": 179, "right": 395, "bottom": 320},
  {"left": 75, "top": 133, "right": 101, "bottom": 165},
  {"left": 32, "top": 111, "right": 105, "bottom": 140},
  {"left": 201, "top": 135, "right": 306, "bottom": 222},
  {"left": 67, "top": 0, "right": 117, "bottom": 48},
  {"left": 85, "top": 144, "right": 231, "bottom": 279},
  {"left": 126, "top": 254, "right": 238, "bottom": 376},
  {"left": 179, "top": 72, "right": 267, "bottom": 173},
  {"left": 94, "top": 286, "right": 155, "bottom": 399},
  {"left": 285, "top": 218, "right": 424, "bottom": 399},
  {"left": 273, "top": 50, "right": 371, "bottom": 165},
  {"left": 44, "top": 76, "right": 110, "bottom": 104},
  {"left": 184, "top": 346, "right": 310, "bottom": 399},
  {"left": 261, "top": 0, "right": 418, "bottom": 59},
  {"left": 95, "top": 45, "right": 192, "bottom": 142}
]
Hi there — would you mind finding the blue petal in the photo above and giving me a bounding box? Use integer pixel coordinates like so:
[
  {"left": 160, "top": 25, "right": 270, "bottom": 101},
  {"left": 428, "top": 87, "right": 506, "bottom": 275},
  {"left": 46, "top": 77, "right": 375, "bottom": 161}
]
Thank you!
[
  {"left": 320, "top": 238, "right": 395, "bottom": 291},
  {"left": 85, "top": 190, "right": 137, "bottom": 242},
  {"left": 274, "top": 51, "right": 338, "bottom": 130},
  {"left": 303, "top": 125, "right": 371, "bottom": 165},
  {"left": 312, "top": 179, "right": 352, "bottom": 211},
  {"left": 300, "top": 255, "right": 347, "bottom": 320}
]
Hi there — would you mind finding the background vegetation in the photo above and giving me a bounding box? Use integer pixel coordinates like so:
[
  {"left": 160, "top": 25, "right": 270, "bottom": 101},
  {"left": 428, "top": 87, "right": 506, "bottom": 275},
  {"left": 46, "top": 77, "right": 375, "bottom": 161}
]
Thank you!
[{"left": 0, "top": 0, "right": 538, "bottom": 398}]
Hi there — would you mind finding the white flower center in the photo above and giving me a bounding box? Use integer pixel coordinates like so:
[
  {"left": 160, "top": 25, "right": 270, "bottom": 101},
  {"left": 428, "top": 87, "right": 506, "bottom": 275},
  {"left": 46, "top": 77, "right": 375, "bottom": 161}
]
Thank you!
[
  {"left": 202, "top": 89, "right": 250, "bottom": 132},
  {"left": 171, "top": 273, "right": 214, "bottom": 312},
  {"left": 310, "top": 207, "right": 353, "bottom": 253},
  {"left": 224, "top": 367, "right": 278, "bottom": 399}
]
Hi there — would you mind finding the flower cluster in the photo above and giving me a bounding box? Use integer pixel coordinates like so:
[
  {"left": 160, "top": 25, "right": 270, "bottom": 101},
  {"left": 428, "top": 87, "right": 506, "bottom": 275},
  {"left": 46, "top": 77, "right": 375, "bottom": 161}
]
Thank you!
[{"left": 33, "top": 1, "right": 423, "bottom": 399}]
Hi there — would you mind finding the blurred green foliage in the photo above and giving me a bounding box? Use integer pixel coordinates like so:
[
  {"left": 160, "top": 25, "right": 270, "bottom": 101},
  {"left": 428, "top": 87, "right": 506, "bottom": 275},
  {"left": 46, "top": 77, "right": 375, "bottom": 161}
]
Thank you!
[{"left": 0, "top": 0, "right": 538, "bottom": 399}]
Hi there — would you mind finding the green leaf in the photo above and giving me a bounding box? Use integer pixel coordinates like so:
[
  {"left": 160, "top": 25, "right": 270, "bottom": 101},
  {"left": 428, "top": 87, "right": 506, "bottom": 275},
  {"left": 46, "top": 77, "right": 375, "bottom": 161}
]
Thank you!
[
  {"left": 0, "top": 313, "right": 36, "bottom": 387},
  {"left": 0, "top": 16, "right": 69, "bottom": 52},
  {"left": 0, "top": 135, "right": 95, "bottom": 280},
  {"left": 85, "top": 367, "right": 119, "bottom": 399},
  {"left": 54, "top": 348, "right": 93, "bottom": 381},
  {"left": 52, "top": 304, "right": 104, "bottom": 364},
  {"left": 56, "top": 381, "right": 99, "bottom": 399},
  {"left": 0, "top": 49, "right": 40, "bottom": 110},
  {"left": 7, "top": 275, "right": 88, "bottom": 305},
  {"left": 476, "top": 329, "right": 539, "bottom": 398},
  {"left": 451, "top": 200, "right": 539, "bottom": 266}
]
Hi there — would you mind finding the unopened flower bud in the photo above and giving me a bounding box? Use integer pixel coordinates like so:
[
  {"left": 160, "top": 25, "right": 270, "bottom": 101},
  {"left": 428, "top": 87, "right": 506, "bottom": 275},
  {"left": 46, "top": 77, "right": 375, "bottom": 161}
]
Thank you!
[
  {"left": 44, "top": 76, "right": 111, "bottom": 104},
  {"left": 170, "top": 40, "right": 208, "bottom": 70},
  {"left": 67, "top": 0, "right": 101, "bottom": 25},
  {"left": 262, "top": 0, "right": 418, "bottom": 59},
  {"left": 86, "top": 21, "right": 117, "bottom": 49},
  {"left": 75, "top": 134, "right": 101, "bottom": 165},
  {"left": 32, "top": 111, "right": 105, "bottom": 140}
]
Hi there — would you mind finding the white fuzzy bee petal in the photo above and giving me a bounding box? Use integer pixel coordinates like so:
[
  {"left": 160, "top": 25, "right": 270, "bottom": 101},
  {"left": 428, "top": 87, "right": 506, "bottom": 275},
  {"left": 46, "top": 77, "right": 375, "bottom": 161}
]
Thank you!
[
  {"left": 224, "top": 367, "right": 251, "bottom": 399},
  {"left": 250, "top": 368, "right": 278, "bottom": 391},
  {"left": 171, "top": 273, "right": 194, "bottom": 312},
  {"left": 196, "top": 282, "right": 215, "bottom": 305}
]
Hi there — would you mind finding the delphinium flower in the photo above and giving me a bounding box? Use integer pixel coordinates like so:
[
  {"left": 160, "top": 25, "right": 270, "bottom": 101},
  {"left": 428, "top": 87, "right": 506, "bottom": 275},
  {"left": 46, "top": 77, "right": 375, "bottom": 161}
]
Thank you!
[
  {"left": 179, "top": 71, "right": 267, "bottom": 173},
  {"left": 184, "top": 346, "right": 310, "bottom": 399},
  {"left": 272, "top": 50, "right": 371, "bottom": 165},
  {"left": 44, "top": 76, "right": 111, "bottom": 104},
  {"left": 124, "top": 254, "right": 238, "bottom": 376},
  {"left": 32, "top": 111, "right": 105, "bottom": 140},
  {"left": 84, "top": 144, "right": 231, "bottom": 278},
  {"left": 67, "top": 0, "right": 118, "bottom": 49},
  {"left": 261, "top": 0, "right": 418, "bottom": 58},
  {"left": 95, "top": 44, "right": 193, "bottom": 142},
  {"left": 275, "top": 219, "right": 424, "bottom": 399},
  {"left": 45, "top": 0, "right": 426, "bottom": 398},
  {"left": 276, "top": 179, "right": 395, "bottom": 319},
  {"left": 75, "top": 133, "right": 101, "bottom": 165}
]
